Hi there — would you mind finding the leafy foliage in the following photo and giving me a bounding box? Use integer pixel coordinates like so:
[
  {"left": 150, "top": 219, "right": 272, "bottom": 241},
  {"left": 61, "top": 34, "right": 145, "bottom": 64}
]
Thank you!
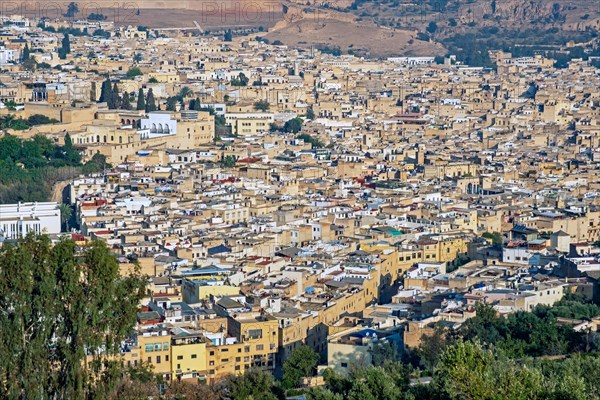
[
  {"left": 283, "top": 117, "right": 303, "bottom": 133},
  {"left": 0, "top": 133, "right": 104, "bottom": 202},
  {"left": 282, "top": 345, "right": 319, "bottom": 388},
  {"left": 0, "top": 235, "right": 146, "bottom": 398}
]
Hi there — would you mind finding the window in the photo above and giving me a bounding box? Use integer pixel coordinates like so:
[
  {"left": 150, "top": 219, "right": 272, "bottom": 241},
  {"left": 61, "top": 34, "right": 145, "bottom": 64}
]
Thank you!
[
  {"left": 210, "top": 351, "right": 215, "bottom": 356},
  {"left": 177, "top": 355, "right": 183, "bottom": 360},
  {"left": 156, "top": 356, "right": 161, "bottom": 364},
  {"left": 191, "top": 354, "right": 197, "bottom": 359},
  {"left": 147, "top": 357, "right": 151, "bottom": 363},
  {"left": 163, "top": 343, "right": 169, "bottom": 350},
  {"left": 341, "top": 362, "right": 348, "bottom": 368},
  {"left": 256, "top": 345, "right": 264, "bottom": 351},
  {"left": 248, "top": 329, "right": 262, "bottom": 339}
]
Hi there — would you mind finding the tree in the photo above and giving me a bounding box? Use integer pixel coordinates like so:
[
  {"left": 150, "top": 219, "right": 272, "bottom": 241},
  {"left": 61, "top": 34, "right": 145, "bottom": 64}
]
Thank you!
[
  {"left": 415, "top": 324, "right": 454, "bottom": 373},
  {"left": 166, "top": 96, "right": 178, "bottom": 111},
  {"left": 63, "top": 133, "right": 81, "bottom": 165},
  {"left": 64, "top": 2, "right": 79, "bottom": 18},
  {"left": 231, "top": 72, "right": 249, "bottom": 87},
  {"left": 109, "top": 83, "right": 119, "bottom": 109},
  {"left": 136, "top": 88, "right": 145, "bottom": 111},
  {"left": 133, "top": 53, "right": 143, "bottom": 63},
  {"left": 178, "top": 86, "right": 193, "bottom": 100},
  {"left": 145, "top": 88, "right": 156, "bottom": 112},
  {"left": 193, "top": 97, "right": 202, "bottom": 111},
  {"left": 434, "top": 340, "right": 497, "bottom": 399},
  {"left": 0, "top": 235, "right": 146, "bottom": 399},
  {"left": 22, "top": 56, "right": 37, "bottom": 71},
  {"left": 126, "top": 67, "right": 142, "bottom": 78},
  {"left": 121, "top": 92, "right": 132, "bottom": 110},
  {"left": 283, "top": 117, "right": 303, "bottom": 133},
  {"left": 222, "top": 368, "right": 282, "bottom": 400},
  {"left": 482, "top": 231, "right": 503, "bottom": 247},
  {"left": 58, "top": 203, "right": 72, "bottom": 231},
  {"left": 297, "top": 133, "right": 324, "bottom": 148},
  {"left": 21, "top": 43, "right": 30, "bottom": 62},
  {"left": 254, "top": 100, "right": 270, "bottom": 111},
  {"left": 58, "top": 34, "right": 70, "bottom": 59},
  {"left": 282, "top": 345, "right": 319, "bottom": 388},
  {"left": 370, "top": 341, "right": 398, "bottom": 367},
  {"left": 306, "top": 105, "right": 315, "bottom": 120},
  {"left": 426, "top": 21, "right": 438, "bottom": 34},
  {"left": 99, "top": 78, "right": 112, "bottom": 104},
  {"left": 87, "top": 12, "right": 107, "bottom": 21},
  {"left": 221, "top": 155, "right": 237, "bottom": 168},
  {"left": 224, "top": 29, "right": 233, "bottom": 41}
]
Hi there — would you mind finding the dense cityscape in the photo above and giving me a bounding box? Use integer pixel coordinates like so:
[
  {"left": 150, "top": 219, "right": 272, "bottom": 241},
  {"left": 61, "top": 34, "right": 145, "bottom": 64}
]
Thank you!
[{"left": 1, "top": 3, "right": 600, "bottom": 399}]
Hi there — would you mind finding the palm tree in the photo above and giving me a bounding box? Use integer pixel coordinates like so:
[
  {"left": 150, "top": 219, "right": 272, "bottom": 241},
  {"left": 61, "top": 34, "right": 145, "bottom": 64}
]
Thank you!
[
  {"left": 178, "top": 86, "right": 193, "bottom": 100},
  {"left": 1, "top": 114, "right": 15, "bottom": 129},
  {"left": 58, "top": 203, "right": 72, "bottom": 232}
]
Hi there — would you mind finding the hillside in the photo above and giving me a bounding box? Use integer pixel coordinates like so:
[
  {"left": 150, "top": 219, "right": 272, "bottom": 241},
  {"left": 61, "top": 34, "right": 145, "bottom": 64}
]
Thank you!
[{"left": 23, "top": 0, "right": 600, "bottom": 59}]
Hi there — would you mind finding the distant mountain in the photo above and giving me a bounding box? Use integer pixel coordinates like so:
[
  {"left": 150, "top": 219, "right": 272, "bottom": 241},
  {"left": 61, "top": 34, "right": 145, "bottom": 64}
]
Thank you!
[{"left": 277, "top": 0, "right": 600, "bottom": 63}]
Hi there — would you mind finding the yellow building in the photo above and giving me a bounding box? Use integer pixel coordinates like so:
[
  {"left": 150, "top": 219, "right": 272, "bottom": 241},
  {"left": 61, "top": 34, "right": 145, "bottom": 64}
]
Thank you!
[
  {"left": 225, "top": 113, "right": 274, "bottom": 136},
  {"left": 171, "top": 331, "right": 208, "bottom": 381}
]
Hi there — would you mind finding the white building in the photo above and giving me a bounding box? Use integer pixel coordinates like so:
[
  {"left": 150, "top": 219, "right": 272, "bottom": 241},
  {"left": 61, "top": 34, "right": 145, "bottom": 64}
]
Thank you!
[
  {"left": 0, "top": 46, "right": 15, "bottom": 65},
  {"left": 139, "top": 112, "right": 177, "bottom": 139},
  {"left": 0, "top": 202, "right": 61, "bottom": 240}
]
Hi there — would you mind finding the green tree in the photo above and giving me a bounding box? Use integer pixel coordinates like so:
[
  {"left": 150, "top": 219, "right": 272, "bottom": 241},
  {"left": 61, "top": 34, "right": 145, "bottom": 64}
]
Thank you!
[
  {"left": 136, "top": 88, "right": 145, "bottom": 111},
  {"left": 63, "top": 132, "right": 81, "bottom": 165},
  {"left": 482, "top": 231, "right": 503, "bottom": 247},
  {"left": 370, "top": 341, "right": 398, "bottom": 367},
  {"left": 178, "top": 86, "right": 193, "bottom": 100},
  {"left": 221, "top": 155, "right": 237, "bottom": 168},
  {"left": 58, "top": 34, "right": 71, "bottom": 59},
  {"left": 166, "top": 96, "right": 178, "bottom": 111},
  {"left": 415, "top": 324, "right": 454, "bottom": 373},
  {"left": 121, "top": 92, "right": 132, "bottom": 110},
  {"left": 426, "top": 21, "right": 438, "bottom": 34},
  {"left": 64, "top": 1, "right": 79, "bottom": 18},
  {"left": 21, "top": 43, "right": 30, "bottom": 62},
  {"left": 193, "top": 97, "right": 202, "bottom": 111},
  {"left": 282, "top": 345, "right": 319, "bottom": 388},
  {"left": 109, "top": 83, "right": 119, "bottom": 109},
  {"left": 231, "top": 72, "right": 249, "bottom": 87},
  {"left": 0, "top": 235, "right": 146, "bottom": 399},
  {"left": 224, "top": 368, "right": 282, "bottom": 400},
  {"left": 145, "top": 88, "right": 156, "bottom": 112},
  {"left": 283, "top": 117, "right": 303, "bottom": 133},
  {"left": 297, "top": 133, "right": 324, "bottom": 148},
  {"left": 306, "top": 105, "right": 315, "bottom": 120},
  {"left": 23, "top": 55, "right": 37, "bottom": 71},
  {"left": 224, "top": 29, "right": 233, "bottom": 41},
  {"left": 58, "top": 203, "right": 72, "bottom": 231},
  {"left": 126, "top": 67, "right": 142, "bottom": 78},
  {"left": 99, "top": 78, "right": 112, "bottom": 104},
  {"left": 254, "top": 100, "right": 270, "bottom": 111}
]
